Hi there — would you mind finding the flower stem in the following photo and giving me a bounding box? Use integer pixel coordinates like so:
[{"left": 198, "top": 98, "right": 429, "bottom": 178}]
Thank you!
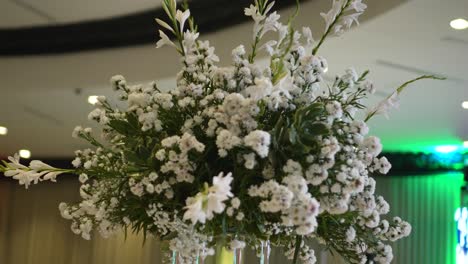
[
  {"left": 292, "top": 235, "right": 302, "bottom": 264},
  {"left": 312, "top": 0, "right": 352, "bottom": 55}
]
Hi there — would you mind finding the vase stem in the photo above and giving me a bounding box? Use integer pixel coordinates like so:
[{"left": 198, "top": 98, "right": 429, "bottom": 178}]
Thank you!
[
  {"left": 259, "top": 240, "right": 271, "bottom": 264},
  {"left": 171, "top": 250, "right": 206, "bottom": 264},
  {"left": 233, "top": 248, "right": 243, "bottom": 264},
  {"left": 171, "top": 250, "right": 179, "bottom": 264}
]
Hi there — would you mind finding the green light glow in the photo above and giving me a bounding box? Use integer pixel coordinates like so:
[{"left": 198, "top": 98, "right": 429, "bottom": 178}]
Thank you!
[
  {"left": 375, "top": 172, "right": 464, "bottom": 264},
  {"left": 435, "top": 145, "right": 460, "bottom": 154},
  {"left": 379, "top": 135, "right": 463, "bottom": 153}
]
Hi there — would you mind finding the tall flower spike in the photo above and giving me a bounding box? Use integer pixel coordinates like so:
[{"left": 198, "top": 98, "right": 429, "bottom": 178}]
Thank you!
[{"left": 2, "top": 154, "right": 70, "bottom": 189}]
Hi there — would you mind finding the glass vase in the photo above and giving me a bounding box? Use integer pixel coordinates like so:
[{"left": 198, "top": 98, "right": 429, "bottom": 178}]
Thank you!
[
  {"left": 259, "top": 240, "right": 271, "bottom": 264},
  {"left": 171, "top": 251, "right": 203, "bottom": 264},
  {"left": 171, "top": 247, "right": 242, "bottom": 264},
  {"left": 215, "top": 245, "right": 243, "bottom": 264},
  {"left": 171, "top": 242, "right": 271, "bottom": 264}
]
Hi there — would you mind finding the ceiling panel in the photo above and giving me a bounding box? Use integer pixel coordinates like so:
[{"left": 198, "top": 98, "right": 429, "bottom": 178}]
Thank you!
[
  {"left": 0, "top": 0, "right": 50, "bottom": 28},
  {"left": 1, "top": 0, "right": 162, "bottom": 28},
  {"left": 22, "top": 0, "right": 162, "bottom": 24}
]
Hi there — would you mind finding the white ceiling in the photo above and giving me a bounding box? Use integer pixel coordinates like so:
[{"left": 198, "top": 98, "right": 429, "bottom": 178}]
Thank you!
[
  {"left": 0, "top": 0, "right": 467, "bottom": 158},
  {"left": 0, "top": 0, "right": 162, "bottom": 28}
]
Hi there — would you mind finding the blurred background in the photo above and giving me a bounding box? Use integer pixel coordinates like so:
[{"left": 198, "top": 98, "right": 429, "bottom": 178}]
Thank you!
[{"left": 0, "top": 0, "right": 467, "bottom": 263}]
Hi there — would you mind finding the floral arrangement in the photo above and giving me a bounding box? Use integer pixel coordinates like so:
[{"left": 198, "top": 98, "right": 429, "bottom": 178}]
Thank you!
[{"left": 1, "top": 0, "right": 441, "bottom": 263}]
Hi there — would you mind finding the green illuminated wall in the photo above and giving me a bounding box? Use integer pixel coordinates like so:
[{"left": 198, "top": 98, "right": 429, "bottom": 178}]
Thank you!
[{"left": 375, "top": 172, "right": 464, "bottom": 264}]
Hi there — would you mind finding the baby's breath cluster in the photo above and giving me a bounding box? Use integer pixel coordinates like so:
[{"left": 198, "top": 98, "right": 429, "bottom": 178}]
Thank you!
[{"left": 2, "top": 0, "right": 443, "bottom": 263}]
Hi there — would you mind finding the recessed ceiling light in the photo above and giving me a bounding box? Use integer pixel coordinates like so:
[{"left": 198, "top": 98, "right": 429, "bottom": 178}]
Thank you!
[
  {"left": 0, "top": 126, "right": 7, "bottom": 135},
  {"left": 19, "top": 149, "right": 31, "bottom": 159},
  {"left": 88, "top": 95, "right": 99, "bottom": 105},
  {"left": 462, "top": 101, "right": 468, "bottom": 109},
  {"left": 450, "top": 18, "right": 468, "bottom": 30}
]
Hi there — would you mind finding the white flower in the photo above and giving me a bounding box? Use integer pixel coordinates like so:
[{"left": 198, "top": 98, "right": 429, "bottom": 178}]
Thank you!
[
  {"left": 175, "top": 9, "right": 190, "bottom": 33},
  {"left": 2, "top": 155, "right": 65, "bottom": 188},
  {"left": 79, "top": 173, "right": 88, "bottom": 183},
  {"left": 156, "top": 30, "right": 176, "bottom": 48},
  {"left": 211, "top": 172, "right": 234, "bottom": 199},
  {"left": 216, "top": 130, "right": 242, "bottom": 156},
  {"left": 232, "top": 45, "right": 246, "bottom": 57},
  {"left": 72, "top": 126, "right": 83, "bottom": 138},
  {"left": 244, "top": 77, "right": 273, "bottom": 100},
  {"left": 244, "top": 5, "right": 263, "bottom": 22},
  {"left": 326, "top": 101, "right": 343, "bottom": 118},
  {"left": 183, "top": 31, "right": 200, "bottom": 48},
  {"left": 302, "top": 27, "right": 314, "bottom": 48},
  {"left": 155, "top": 18, "right": 174, "bottom": 33},
  {"left": 231, "top": 197, "right": 241, "bottom": 209},
  {"left": 361, "top": 80, "right": 376, "bottom": 94},
  {"left": 260, "top": 40, "right": 277, "bottom": 55},
  {"left": 230, "top": 240, "right": 246, "bottom": 249},
  {"left": 361, "top": 136, "right": 382, "bottom": 157},
  {"left": 244, "top": 130, "right": 271, "bottom": 158},
  {"left": 320, "top": 0, "right": 345, "bottom": 31},
  {"left": 347, "top": 0, "right": 367, "bottom": 13},
  {"left": 243, "top": 153, "right": 256, "bottom": 169},
  {"left": 29, "top": 160, "right": 55, "bottom": 171},
  {"left": 341, "top": 13, "right": 361, "bottom": 29},
  {"left": 236, "top": 212, "right": 245, "bottom": 221},
  {"left": 110, "top": 75, "right": 126, "bottom": 90},
  {"left": 128, "top": 92, "right": 151, "bottom": 109},
  {"left": 71, "top": 157, "right": 81, "bottom": 168},
  {"left": 346, "top": 226, "right": 356, "bottom": 242},
  {"left": 367, "top": 91, "right": 400, "bottom": 119},
  {"left": 271, "top": 75, "right": 297, "bottom": 98},
  {"left": 222, "top": 93, "right": 245, "bottom": 116},
  {"left": 183, "top": 172, "right": 233, "bottom": 224}
]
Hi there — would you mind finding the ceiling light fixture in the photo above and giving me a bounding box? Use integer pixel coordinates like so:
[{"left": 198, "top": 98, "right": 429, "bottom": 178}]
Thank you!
[
  {"left": 88, "top": 95, "right": 99, "bottom": 105},
  {"left": 450, "top": 18, "right": 468, "bottom": 30},
  {"left": 0, "top": 126, "right": 7, "bottom": 135},
  {"left": 19, "top": 149, "right": 31, "bottom": 159},
  {"left": 462, "top": 101, "right": 468, "bottom": 109}
]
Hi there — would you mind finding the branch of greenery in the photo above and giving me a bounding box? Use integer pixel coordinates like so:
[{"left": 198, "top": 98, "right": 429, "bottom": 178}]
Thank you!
[
  {"left": 364, "top": 75, "right": 445, "bottom": 122},
  {"left": 312, "top": 0, "right": 352, "bottom": 55}
]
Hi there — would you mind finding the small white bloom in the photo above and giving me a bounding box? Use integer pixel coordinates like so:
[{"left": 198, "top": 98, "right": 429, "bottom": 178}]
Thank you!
[
  {"left": 244, "top": 130, "right": 271, "bottom": 158},
  {"left": 156, "top": 30, "right": 176, "bottom": 48},
  {"left": 79, "top": 173, "right": 88, "bottom": 183}
]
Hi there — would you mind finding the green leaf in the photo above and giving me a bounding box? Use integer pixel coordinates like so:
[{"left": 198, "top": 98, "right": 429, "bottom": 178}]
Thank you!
[
  {"left": 109, "top": 119, "right": 134, "bottom": 135},
  {"left": 301, "top": 122, "right": 329, "bottom": 135},
  {"left": 288, "top": 126, "right": 298, "bottom": 144},
  {"left": 127, "top": 113, "right": 140, "bottom": 129}
]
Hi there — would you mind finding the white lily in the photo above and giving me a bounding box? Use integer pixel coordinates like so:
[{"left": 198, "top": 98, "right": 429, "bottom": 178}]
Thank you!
[
  {"left": 183, "top": 172, "right": 233, "bottom": 225},
  {"left": 175, "top": 9, "right": 190, "bottom": 33},
  {"left": 320, "top": 0, "right": 345, "bottom": 31},
  {"left": 156, "top": 30, "right": 176, "bottom": 49}
]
